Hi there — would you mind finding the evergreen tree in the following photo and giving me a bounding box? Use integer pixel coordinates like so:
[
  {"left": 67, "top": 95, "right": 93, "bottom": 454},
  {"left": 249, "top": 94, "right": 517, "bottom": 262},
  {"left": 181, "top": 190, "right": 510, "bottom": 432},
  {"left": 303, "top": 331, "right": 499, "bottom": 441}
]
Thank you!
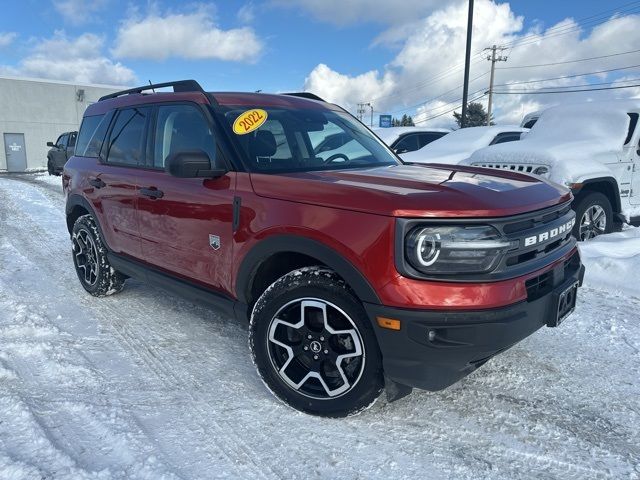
[
  {"left": 453, "top": 102, "right": 494, "bottom": 128},
  {"left": 392, "top": 114, "right": 415, "bottom": 126}
]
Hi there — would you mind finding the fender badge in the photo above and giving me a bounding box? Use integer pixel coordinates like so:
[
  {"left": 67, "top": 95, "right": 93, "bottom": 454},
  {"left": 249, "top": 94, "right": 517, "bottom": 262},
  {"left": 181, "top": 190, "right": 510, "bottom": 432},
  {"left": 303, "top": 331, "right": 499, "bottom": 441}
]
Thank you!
[{"left": 209, "top": 234, "right": 221, "bottom": 250}]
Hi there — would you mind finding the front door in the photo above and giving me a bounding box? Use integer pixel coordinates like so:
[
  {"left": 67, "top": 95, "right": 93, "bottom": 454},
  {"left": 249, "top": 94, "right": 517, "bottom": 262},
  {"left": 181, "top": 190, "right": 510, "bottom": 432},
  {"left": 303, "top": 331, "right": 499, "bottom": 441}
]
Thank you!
[
  {"left": 4, "top": 133, "right": 27, "bottom": 172},
  {"left": 136, "top": 103, "right": 235, "bottom": 293}
]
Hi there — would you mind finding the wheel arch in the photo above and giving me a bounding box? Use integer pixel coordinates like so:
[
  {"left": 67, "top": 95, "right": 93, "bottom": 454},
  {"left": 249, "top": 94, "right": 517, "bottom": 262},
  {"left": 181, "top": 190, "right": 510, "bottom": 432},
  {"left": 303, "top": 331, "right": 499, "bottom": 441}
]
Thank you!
[
  {"left": 573, "top": 177, "right": 621, "bottom": 214},
  {"left": 236, "top": 235, "right": 381, "bottom": 311},
  {"left": 65, "top": 194, "right": 109, "bottom": 246}
]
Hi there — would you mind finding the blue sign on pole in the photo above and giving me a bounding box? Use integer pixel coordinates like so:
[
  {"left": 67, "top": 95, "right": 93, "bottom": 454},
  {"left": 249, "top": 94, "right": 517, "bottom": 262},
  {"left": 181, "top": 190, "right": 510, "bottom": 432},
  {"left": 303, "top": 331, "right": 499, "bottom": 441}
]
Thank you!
[{"left": 379, "top": 115, "right": 392, "bottom": 128}]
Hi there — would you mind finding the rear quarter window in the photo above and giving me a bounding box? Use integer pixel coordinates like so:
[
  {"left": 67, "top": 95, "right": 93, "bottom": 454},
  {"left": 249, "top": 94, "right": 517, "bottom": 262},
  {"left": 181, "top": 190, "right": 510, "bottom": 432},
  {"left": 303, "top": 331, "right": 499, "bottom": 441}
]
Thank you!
[{"left": 76, "top": 113, "right": 113, "bottom": 158}]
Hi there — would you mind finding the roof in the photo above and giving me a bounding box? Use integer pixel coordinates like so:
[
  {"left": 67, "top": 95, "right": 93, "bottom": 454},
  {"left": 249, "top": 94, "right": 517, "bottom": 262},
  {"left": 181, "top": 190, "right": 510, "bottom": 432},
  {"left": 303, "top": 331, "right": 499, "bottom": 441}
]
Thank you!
[{"left": 0, "top": 74, "right": 127, "bottom": 90}]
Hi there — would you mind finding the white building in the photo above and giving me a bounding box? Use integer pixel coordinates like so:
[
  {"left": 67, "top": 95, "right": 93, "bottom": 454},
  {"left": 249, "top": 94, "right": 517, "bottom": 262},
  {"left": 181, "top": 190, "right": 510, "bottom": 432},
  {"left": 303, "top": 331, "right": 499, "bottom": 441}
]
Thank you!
[{"left": 0, "top": 76, "right": 124, "bottom": 172}]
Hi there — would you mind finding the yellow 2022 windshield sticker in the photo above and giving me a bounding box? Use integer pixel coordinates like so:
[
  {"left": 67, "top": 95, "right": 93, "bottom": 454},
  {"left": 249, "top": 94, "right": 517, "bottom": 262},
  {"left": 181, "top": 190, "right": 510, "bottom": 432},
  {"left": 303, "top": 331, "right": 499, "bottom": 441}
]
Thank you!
[{"left": 233, "top": 109, "right": 268, "bottom": 135}]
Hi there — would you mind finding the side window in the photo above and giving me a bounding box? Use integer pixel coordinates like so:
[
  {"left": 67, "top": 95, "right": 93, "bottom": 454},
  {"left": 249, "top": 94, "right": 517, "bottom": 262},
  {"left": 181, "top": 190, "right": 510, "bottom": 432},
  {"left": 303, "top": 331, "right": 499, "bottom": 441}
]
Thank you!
[
  {"left": 77, "top": 114, "right": 109, "bottom": 158},
  {"left": 68, "top": 132, "right": 77, "bottom": 148},
  {"left": 106, "top": 107, "right": 149, "bottom": 166},
  {"left": 393, "top": 134, "right": 419, "bottom": 153},
  {"left": 57, "top": 134, "right": 67, "bottom": 148},
  {"left": 417, "top": 132, "right": 445, "bottom": 149},
  {"left": 491, "top": 132, "right": 522, "bottom": 145},
  {"left": 153, "top": 104, "right": 216, "bottom": 168},
  {"left": 624, "top": 113, "right": 639, "bottom": 145}
]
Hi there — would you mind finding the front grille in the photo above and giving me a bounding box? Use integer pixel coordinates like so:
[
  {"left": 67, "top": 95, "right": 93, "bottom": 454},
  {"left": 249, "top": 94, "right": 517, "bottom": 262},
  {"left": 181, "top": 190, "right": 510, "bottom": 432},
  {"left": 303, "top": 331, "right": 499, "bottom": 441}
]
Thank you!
[
  {"left": 472, "top": 162, "right": 547, "bottom": 174},
  {"left": 495, "top": 202, "right": 575, "bottom": 271}
]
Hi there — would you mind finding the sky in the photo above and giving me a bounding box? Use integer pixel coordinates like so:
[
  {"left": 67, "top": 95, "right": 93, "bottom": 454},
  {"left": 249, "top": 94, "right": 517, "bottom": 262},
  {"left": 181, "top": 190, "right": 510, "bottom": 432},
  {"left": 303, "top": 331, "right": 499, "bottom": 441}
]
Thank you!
[{"left": 1, "top": 0, "right": 639, "bottom": 127}]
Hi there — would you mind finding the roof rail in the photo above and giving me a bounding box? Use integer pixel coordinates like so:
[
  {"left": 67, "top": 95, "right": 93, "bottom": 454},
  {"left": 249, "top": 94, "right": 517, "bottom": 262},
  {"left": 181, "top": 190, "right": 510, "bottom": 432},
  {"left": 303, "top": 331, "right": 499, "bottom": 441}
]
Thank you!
[
  {"left": 284, "top": 92, "right": 326, "bottom": 102},
  {"left": 99, "top": 79, "right": 206, "bottom": 102}
]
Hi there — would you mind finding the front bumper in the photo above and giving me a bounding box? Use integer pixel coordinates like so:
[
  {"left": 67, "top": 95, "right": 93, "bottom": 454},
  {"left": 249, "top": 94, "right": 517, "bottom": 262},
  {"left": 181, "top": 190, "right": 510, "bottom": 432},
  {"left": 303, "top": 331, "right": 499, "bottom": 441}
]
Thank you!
[{"left": 365, "top": 252, "right": 585, "bottom": 391}]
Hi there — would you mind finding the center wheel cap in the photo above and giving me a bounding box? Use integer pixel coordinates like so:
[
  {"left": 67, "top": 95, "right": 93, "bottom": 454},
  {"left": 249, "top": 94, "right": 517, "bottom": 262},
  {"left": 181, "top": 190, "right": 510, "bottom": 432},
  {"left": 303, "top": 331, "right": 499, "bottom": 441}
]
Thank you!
[{"left": 309, "top": 340, "right": 322, "bottom": 354}]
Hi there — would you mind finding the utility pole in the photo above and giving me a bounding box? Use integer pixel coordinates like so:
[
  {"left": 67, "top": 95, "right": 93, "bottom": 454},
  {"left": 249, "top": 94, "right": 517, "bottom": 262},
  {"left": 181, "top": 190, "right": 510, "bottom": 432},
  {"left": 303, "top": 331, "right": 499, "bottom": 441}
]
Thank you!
[
  {"left": 484, "top": 45, "right": 508, "bottom": 126},
  {"left": 460, "top": 0, "right": 474, "bottom": 128},
  {"left": 357, "top": 102, "right": 373, "bottom": 126}
]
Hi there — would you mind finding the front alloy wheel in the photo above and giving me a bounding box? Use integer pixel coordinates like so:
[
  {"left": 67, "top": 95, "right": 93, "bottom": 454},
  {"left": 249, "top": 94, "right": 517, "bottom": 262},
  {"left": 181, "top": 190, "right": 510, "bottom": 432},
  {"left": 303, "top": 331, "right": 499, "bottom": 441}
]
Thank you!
[
  {"left": 579, "top": 205, "right": 607, "bottom": 241},
  {"left": 267, "top": 298, "right": 365, "bottom": 399},
  {"left": 73, "top": 228, "right": 99, "bottom": 286},
  {"left": 250, "top": 267, "right": 384, "bottom": 417}
]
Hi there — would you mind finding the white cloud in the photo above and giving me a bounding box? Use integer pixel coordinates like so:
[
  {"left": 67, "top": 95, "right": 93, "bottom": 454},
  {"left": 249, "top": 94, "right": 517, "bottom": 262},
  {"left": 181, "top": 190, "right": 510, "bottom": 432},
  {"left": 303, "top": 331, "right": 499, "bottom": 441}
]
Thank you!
[
  {"left": 273, "top": 0, "right": 453, "bottom": 26},
  {"left": 53, "top": 0, "right": 108, "bottom": 25},
  {"left": 0, "top": 32, "right": 17, "bottom": 48},
  {"left": 237, "top": 3, "right": 256, "bottom": 24},
  {"left": 302, "top": 0, "right": 640, "bottom": 128},
  {"left": 112, "top": 9, "right": 264, "bottom": 62},
  {"left": 0, "top": 31, "right": 135, "bottom": 85}
]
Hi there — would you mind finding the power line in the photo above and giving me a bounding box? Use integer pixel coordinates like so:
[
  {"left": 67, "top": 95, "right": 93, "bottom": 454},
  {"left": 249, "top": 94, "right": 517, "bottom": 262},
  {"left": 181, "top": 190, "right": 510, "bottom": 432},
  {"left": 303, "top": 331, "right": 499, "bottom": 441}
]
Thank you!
[
  {"left": 495, "top": 77, "right": 640, "bottom": 92},
  {"left": 493, "top": 63, "right": 640, "bottom": 87},
  {"left": 497, "top": 48, "right": 640, "bottom": 70},
  {"left": 414, "top": 93, "right": 486, "bottom": 124},
  {"left": 492, "top": 83, "right": 640, "bottom": 95},
  {"left": 497, "top": 1, "right": 640, "bottom": 51}
]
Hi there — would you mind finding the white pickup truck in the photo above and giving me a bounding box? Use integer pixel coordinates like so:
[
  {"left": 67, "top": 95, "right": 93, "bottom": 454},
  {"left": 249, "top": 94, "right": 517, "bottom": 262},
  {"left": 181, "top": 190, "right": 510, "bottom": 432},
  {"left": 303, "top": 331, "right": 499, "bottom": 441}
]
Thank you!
[{"left": 467, "top": 100, "right": 640, "bottom": 240}]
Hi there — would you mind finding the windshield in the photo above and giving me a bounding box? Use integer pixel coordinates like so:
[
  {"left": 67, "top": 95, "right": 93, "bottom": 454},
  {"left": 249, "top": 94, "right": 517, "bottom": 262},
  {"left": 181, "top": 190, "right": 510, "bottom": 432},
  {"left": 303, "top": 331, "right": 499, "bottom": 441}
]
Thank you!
[{"left": 220, "top": 105, "right": 399, "bottom": 173}]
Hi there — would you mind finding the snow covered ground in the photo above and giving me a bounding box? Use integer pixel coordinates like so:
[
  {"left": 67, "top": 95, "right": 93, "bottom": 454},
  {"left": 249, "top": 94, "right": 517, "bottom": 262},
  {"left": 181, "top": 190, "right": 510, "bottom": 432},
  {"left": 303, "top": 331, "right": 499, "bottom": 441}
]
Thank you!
[{"left": 0, "top": 173, "right": 638, "bottom": 480}]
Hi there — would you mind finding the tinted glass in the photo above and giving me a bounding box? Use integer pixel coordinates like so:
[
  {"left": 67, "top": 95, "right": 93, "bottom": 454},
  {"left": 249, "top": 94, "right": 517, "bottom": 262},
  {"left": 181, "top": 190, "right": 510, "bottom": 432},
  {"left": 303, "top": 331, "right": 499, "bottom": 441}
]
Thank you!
[
  {"left": 223, "top": 106, "right": 397, "bottom": 173},
  {"left": 417, "top": 132, "right": 446, "bottom": 148},
  {"left": 106, "top": 107, "right": 149, "bottom": 166},
  {"left": 393, "top": 134, "right": 419, "bottom": 153},
  {"left": 76, "top": 114, "right": 105, "bottom": 157},
  {"left": 625, "top": 113, "right": 639, "bottom": 145},
  {"left": 58, "top": 134, "right": 68, "bottom": 147},
  {"left": 68, "top": 132, "right": 77, "bottom": 147},
  {"left": 153, "top": 104, "right": 216, "bottom": 168},
  {"left": 491, "top": 132, "right": 522, "bottom": 145}
]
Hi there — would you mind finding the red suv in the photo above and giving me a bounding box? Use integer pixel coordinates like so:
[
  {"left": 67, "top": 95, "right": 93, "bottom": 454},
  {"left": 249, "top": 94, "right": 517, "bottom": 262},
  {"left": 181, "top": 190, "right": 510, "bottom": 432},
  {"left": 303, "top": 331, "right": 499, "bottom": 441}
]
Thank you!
[{"left": 63, "top": 80, "right": 584, "bottom": 417}]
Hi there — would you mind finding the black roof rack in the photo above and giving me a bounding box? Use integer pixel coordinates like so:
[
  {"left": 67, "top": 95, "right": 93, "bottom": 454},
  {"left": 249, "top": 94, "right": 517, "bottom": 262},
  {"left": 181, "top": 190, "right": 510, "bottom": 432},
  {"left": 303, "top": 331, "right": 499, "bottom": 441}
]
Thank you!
[
  {"left": 99, "top": 79, "right": 206, "bottom": 102},
  {"left": 284, "top": 92, "right": 326, "bottom": 102}
]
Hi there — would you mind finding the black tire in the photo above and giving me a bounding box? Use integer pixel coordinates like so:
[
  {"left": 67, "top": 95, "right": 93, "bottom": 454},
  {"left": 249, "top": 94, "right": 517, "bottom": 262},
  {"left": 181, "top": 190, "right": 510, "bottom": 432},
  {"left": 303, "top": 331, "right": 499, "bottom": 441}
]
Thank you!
[
  {"left": 71, "top": 214, "right": 125, "bottom": 297},
  {"left": 47, "top": 159, "right": 54, "bottom": 176},
  {"left": 250, "top": 267, "right": 384, "bottom": 417},
  {"left": 572, "top": 192, "right": 613, "bottom": 241}
]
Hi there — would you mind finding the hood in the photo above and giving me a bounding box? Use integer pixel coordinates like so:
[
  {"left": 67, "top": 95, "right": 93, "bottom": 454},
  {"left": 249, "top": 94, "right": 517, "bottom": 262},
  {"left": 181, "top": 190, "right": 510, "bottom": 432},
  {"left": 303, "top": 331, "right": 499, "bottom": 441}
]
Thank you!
[
  {"left": 249, "top": 164, "right": 571, "bottom": 218},
  {"left": 401, "top": 150, "right": 470, "bottom": 165}
]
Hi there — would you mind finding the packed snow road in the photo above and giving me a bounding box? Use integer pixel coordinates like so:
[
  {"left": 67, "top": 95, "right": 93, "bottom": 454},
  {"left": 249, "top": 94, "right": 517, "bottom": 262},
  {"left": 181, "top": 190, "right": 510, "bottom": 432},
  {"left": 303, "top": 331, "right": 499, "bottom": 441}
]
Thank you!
[{"left": 0, "top": 173, "right": 638, "bottom": 480}]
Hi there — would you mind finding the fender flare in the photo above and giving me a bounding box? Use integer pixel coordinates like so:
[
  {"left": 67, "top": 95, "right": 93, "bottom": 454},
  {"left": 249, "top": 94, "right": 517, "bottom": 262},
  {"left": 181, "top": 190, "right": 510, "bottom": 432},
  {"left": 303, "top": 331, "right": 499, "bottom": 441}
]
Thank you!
[
  {"left": 235, "top": 235, "right": 381, "bottom": 305},
  {"left": 573, "top": 177, "right": 621, "bottom": 213},
  {"left": 65, "top": 194, "right": 110, "bottom": 247}
]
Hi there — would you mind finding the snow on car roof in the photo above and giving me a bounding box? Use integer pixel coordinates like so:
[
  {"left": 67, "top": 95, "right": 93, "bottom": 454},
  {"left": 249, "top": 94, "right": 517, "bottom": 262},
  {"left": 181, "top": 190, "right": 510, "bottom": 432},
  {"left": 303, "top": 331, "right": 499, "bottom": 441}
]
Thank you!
[
  {"left": 371, "top": 126, "right": 451, "bottom": 145},
  {"left": 467, "top": 100, "right": 640, "bottom": 184},
  {"left": 401, "top": 125, "right": 526, "bottom": 163}
]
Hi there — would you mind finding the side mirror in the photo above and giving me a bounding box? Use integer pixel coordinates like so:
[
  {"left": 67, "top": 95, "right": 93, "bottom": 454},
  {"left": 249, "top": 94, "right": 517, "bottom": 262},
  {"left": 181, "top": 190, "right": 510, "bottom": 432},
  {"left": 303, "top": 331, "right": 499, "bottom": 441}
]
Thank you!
[
  {"left": 47, "top": 141, "right": 55, "bottom": 147},
  {"left": 165, "top": 150, "right": 227, "bottom": 178}
]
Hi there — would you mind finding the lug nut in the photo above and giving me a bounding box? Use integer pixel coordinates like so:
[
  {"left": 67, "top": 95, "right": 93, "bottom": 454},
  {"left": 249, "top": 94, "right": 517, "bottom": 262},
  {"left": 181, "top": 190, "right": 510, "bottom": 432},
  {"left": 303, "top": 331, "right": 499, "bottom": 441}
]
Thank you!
[
  {"left": 313, "top": 355, "right": 319, "bottom": 360},
  {"left": 320, "top": 336, "right": 325, "bottom": 341},
  {"left": 428, "top": 330, "right": 436, "bottom": 341},
  {"left": 307, "top": 335, "right": 312, "bottom": 339},
  {"left": 304, "top": 346, "right": 308, "bottom": 351},
  {"left": 323, "top": 350, "right": 328, "bottom": 354}
]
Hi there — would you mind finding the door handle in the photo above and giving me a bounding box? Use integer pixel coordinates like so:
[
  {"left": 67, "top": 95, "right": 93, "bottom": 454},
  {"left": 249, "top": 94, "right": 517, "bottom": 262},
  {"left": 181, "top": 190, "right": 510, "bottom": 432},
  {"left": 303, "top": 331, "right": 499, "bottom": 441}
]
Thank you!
[
  {"left": 140, "top": 187, "right": 164, "bottom": 199},
  {"left": 89, "top": 178, "right": 106, "bottom": 189}
]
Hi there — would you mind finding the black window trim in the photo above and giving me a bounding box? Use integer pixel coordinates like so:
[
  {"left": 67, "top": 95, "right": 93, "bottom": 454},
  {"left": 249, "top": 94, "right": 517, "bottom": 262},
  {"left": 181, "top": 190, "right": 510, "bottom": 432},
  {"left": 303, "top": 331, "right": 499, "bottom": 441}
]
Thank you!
[
  {"left": 142, "top": 100, "right": 232, "bottom": 173},
  {"left": 490, "top": 131, "right": 523, "bottom": 145},
  {"left": 102, "top": 106, "right": 152, "bottom": 169},
  {"left": 624, "top": 112, "right": 639, "bottom": 146}
]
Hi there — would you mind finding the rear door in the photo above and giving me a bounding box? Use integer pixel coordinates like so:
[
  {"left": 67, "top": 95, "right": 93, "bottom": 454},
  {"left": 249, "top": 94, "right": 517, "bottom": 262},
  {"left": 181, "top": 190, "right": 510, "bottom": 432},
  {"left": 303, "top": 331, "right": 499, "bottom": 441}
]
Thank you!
[
  {"left": 88, "top": 106, "right": 151, "bottom": 257},
  {"left": 52, "top": 134, "right": 68, "bottom": 168},
  {"left": 135, "top": 102, "right": 235, "bottom": 292}
]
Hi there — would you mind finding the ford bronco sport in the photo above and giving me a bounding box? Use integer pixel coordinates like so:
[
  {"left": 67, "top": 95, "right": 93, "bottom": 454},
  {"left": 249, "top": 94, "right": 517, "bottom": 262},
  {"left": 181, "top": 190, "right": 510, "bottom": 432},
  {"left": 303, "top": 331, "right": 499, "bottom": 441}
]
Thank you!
[{"left": 63, "top": 80, "right": 584, "bottom": 417}]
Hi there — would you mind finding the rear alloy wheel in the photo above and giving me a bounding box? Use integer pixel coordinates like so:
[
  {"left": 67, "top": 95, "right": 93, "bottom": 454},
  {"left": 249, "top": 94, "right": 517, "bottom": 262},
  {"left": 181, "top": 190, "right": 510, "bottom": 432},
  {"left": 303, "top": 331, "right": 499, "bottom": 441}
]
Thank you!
[
  {"left": 573, "top": 192, "right": 613, "bottom": 241},
  {"left": 250, "top": 267, "right": 384, "bottom": 417},
  {"left": 71, "top": 214, "right": 125, "bottom": 296}
]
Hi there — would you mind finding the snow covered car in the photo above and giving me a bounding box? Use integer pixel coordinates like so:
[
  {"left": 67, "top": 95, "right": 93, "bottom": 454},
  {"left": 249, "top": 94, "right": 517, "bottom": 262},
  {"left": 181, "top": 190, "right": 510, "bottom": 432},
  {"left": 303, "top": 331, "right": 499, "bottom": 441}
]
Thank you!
[
  {"left": 371, "top": 126, "right": 451, "bottom": 154},
  {"left": 400, "top": 126, "right": 528, "bottom": 165},
  {"left": 467, "top": 101, "right": 640, "bottom": 241}
]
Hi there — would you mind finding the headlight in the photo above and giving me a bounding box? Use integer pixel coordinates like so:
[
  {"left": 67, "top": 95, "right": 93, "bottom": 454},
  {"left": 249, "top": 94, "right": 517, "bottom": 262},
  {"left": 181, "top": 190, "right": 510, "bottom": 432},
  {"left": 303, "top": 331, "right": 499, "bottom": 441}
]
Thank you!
[{"left": 405, "top": 225, "right": 516, "bottom": 275}]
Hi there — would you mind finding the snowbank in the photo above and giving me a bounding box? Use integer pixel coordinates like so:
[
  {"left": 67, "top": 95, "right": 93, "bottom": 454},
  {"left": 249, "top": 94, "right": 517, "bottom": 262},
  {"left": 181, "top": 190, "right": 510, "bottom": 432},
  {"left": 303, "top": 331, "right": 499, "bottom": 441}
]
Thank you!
[
  {"left": 467, "top": 100, "right": 640, "bottom": 185},
  {"left": 579, "top": 226, "right": 640, "bottom": 298}
]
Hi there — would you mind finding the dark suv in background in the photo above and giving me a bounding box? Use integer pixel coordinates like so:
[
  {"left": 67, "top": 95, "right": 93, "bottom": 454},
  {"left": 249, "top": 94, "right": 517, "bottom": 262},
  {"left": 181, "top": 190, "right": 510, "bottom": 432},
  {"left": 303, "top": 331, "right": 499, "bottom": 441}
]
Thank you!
[
  {"left": 63, "top": 80, "right": 584, "bottom": 417},
  {"left": 47, "top": 131, "right": 77, "bottom": 175}
]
